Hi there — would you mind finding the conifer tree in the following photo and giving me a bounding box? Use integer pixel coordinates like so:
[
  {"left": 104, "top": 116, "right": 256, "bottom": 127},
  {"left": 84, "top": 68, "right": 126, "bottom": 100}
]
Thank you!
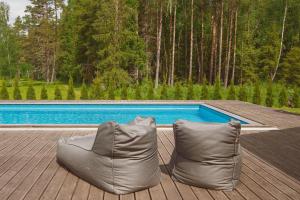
[
  {"left": 135, "top": 85, "right": 142, "bottom": 100},
  {"left": 238, "top": 85, "right": 247, "bottom": 102},
  {"left": 26, "top": 82, "right": 36, "bottom": 100},
  {"left": 147, "top": 82, "right": 154, "bottom": 100},
  {"left": 54, "top": 86, "right": 63, "bottom": 100},
  {"left": 174, "top": 82, "right": 183, "bottom": 100},
  {"left": 108, "top": 86, "right": 115, "bottom": 100},
  {"left": 291, "top": 87, "right": 299, "bottom": 108},
  {"left": 80, "top": 83, "right": 89, "bottom": 100},
  {"left": 252, "top": 82, "right": 261, "bottom": 105},
  {"left": 201, "top": 79, "right": 209, "bottom": 100},
  {"left": 160, "top": 84, "right": 168, "bottom": 100},
  {"left": 67, "top": 76, "right": 75, "bottom": 100},
  {"left": 265, "top": 81, "right": 273, "bottom": 107},
  {"left": 213, "top": 77, "right": 222, "bottom": 100},
  {"left": 40, "top": 85, "right": 48, "bottom": 100},
  {"left": 186, "top": 82, "right": 194, "bottom": 100},
  {"left": 227, "top": 81, "right": 236, "bottom": 100},
  {"left": 278, "top": 87, "right": 287, "bottom": 107},
  {"left": 0, "top": 80, "right": 9, "bottom": 100},
  {"left": 13, "top": 78, "right": 22, "bottom": 100},
  {"left": 121, "top": 86, "right": 128, "bottom": 100},
  {"left": 91, "top": 76, "right": 103, "bottom": 99}
]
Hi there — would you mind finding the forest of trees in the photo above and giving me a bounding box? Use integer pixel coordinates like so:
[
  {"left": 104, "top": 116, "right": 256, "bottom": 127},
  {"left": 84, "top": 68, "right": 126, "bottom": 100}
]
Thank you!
[{"left": 0, "top": 0, "right": 299, "bottom": 88}]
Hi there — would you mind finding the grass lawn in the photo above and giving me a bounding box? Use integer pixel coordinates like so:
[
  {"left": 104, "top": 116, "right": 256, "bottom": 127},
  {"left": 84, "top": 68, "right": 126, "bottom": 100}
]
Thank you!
[{"left": 275, "top": 107, "right": 300, "bottom": 115}]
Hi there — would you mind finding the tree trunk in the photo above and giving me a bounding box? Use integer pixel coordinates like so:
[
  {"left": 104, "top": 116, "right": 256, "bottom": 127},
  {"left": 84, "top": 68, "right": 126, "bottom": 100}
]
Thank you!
[
  {"left": 224, "top": 8, "right": 234, "bottom": 87},
  {"left": 51, "top": 0, "right": 58, "bottom": 83},
  {"left": 272, "top": 0, "right": 288, "bottom": 81},
  {"left": 209, "top": 14, "right": 216, "bottom": 84},
  {"left": 139, "top": 0, "right": 150, "bottom": 79},
  {"left": 199, "top": 10, "right": 204, "bottom": 83},
  {"left": 188, "top": 0, "right": 194, "bottom": 82},
  {"left": 170, "top": 3, "right": 177, "bottom": 86},
  {"left": 155, "top": 2, "right": 163, "bottom": 88},
  {"left": 218, "top": 0, "right": 224, "bottom": 79},
  {"left": 231, "top": 7, "right": 238, "bottom": 83}
]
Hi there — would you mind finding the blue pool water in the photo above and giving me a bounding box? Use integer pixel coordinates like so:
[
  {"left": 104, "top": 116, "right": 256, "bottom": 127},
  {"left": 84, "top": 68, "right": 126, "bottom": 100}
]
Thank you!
[{"left": 0, "top": 104, "right": 248, "bottom": 125}]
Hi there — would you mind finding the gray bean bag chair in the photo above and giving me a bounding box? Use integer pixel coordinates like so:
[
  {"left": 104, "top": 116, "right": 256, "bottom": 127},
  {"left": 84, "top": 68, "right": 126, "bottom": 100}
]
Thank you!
[
  {"left": 171, "top": 120, "right": 242, "bottom": 190},
  {"left": 57, "top": 117, "right": 161, "bottom": 194}
]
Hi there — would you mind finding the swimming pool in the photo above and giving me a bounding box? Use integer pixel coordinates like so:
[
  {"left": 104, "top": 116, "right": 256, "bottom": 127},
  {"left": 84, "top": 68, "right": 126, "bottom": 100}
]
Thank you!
[{"left": 0, "top": 103, "right": 250, "bottom": 125}]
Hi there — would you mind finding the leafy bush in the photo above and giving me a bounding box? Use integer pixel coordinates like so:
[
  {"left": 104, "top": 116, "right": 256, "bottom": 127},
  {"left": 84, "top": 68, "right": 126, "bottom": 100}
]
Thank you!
[
  {"left": 227, "top": 81, "right": 236, "bottom": 100},
  {"left": 54, "top": 86, "right": 63, "bottom": 100},
  {"left": 0, "top": 80, "right": 9, "bottom": 100},
  {"left": 26, "top": 82, "right": 36, "bottom": 100},
  {"left": 252, "top": 82, "right": 261, "bottom": 104},
  {"left": 40, "top": 85, "right": 48, "bottom": 100},
  {"left": 265, "top": 81, "right": 273, "bottom": 107},
  {"left": 278, "top": 87, "right": 287, "bottom": 107},
  {"left": 67, "top": 76, "right": 75, "bottom": 100},
  {"left": 213, "top": 77, "right": 222, "bottom": 100},
  {"left": 80, "top": 83, "right": 89, "bottom": 100},
  {"left": 174, "top": 82, "right": 183, "bottom": 100},
  {"left": 238, "top": 85, "right": 247, "bottom": 102},
  {"left": 160, "top": 84, "right": 168, "bottom": 100},
  {"left": 186, "top": 82, "right": 194, "bottom": 100},
  {"left": 13, "top": 78, "right": 22, "bottom": 100}
]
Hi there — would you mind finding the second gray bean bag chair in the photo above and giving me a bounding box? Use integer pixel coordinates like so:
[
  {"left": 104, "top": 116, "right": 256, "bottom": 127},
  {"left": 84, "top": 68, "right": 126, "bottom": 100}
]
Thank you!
[
  {"left": 171, "top": 120, "right": 242, "bottom": 190},
  {"left": 57, "top": 117, "right": 161, "bottom": 194}
]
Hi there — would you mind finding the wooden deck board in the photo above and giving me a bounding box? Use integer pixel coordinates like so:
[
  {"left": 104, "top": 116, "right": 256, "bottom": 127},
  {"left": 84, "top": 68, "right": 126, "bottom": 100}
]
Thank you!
[{"left": 0, "top": 101, "right": 299, "bottom": 200}]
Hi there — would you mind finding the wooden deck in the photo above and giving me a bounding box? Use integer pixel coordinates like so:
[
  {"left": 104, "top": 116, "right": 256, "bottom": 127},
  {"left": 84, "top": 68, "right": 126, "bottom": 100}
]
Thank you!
[{"left": 0, "top": 100, "right": 300, "bottom": 200}]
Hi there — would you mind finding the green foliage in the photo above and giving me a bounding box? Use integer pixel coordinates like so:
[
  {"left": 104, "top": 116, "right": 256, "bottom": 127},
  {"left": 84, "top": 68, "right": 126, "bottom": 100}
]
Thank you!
[
  {"left": 213, "top": 77, "right": 222, "bottom": 100},
  {"left": 135, "top": 85, "right": 142, "bottom": 100},
  {"left": 258, "top": 27, "right": 280, "bottom": 79},
  {"left": 26, "top": 82, "right": 36, "bottom": 100},
  {"left": 160, "top": 84, "right": 168, "bottom": 100},
  {"left": 281, "top": 47, "right": 300, "bottom": 86},
  {"left": 227, "top": 81, "right": 236, "bottom": 100},
  {"left": 186, "top": 82, "right": 194, "bottom": 100},
  {"left": 13, "top": 78, "right": 22, "bottom": 100},
  {"left": 0, "top": 80, "right": 9, "bottom": 100},
  {"left": 265, "top": 81, "right": 273, "bottom": 107},
  {"left": 67, "top": 76, "right": 75, "bottom": 100},
  {"left": 174, "top": 82, "right": 183, "bottom": 100},
  {"left": 238, "top": 85, "right": 247, "bottom": 102},
  {"left": 252, "top": 82, "right": 261, "bottom": 105},
  {"left": 121, "top": 86, "right": 128, "bottom": 100},
  {"left": 108, "top": 86, "right": 115, "bottom": 100},
  {"left": 201, "top": 79, "right": 209, "bottom": 100},
  {"left": 147, "top": 82, "right": 154, "bottom": 100},
  {"left": 40, "top": 85, "right": 48, "bottom": 100},
  {"left": 91, "top": 76, "right": 103, "bottom": 99},
  {"left": 80, "top": 83, "right": 89, "bottom": 100},
  {"left": 291, "top": 87, "right": 299, "bottom": 108},
  {"left": 278, "top": 87, "right": 288, "bottom": 107},
  {"left": 94, "top": 1, "right": 146, "bottom": 74},
  {"left": 102, "top": 67, "right": 132, "bottom": 89},
  {"left": 54, "top": 86, "right": 63, "bottom": 100}
]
